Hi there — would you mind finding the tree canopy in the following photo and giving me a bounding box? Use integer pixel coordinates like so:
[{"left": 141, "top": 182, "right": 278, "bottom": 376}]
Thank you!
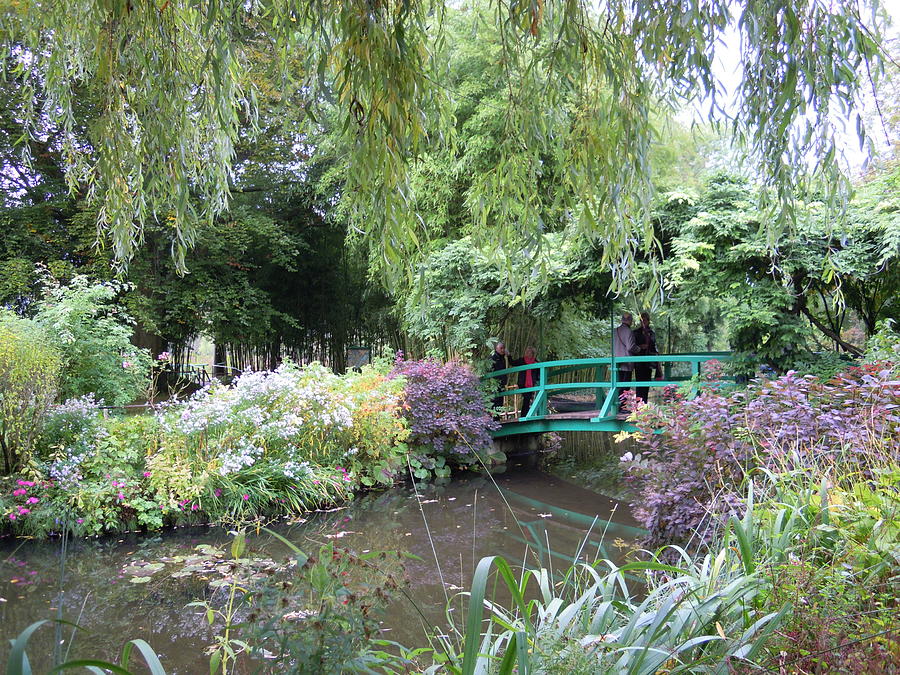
[{"left": 1, "top": 0, "right": 889, "bottom": 284}]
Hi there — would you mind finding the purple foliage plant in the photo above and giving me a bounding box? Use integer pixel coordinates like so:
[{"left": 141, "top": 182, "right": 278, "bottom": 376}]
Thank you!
[
  {"left": 621, "top": 362, "right": 899, "bottom": 550},
  {"left": 390, "top": 354, "right": 500, "bottom": 472}
]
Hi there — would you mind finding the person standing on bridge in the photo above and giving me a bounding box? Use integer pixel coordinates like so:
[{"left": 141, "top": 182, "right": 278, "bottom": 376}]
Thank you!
[
  {"left": 613, "top": 313, "right": 637, "bottom": 412},
  {"left": 490, "top": 341, "right": 511, "bottom": 412},
  {"left": 632, "top": 311, "right": 663, "bottom": 403},
  {"left": 513, "top": 346, "right": 540, "bottom": 418}
]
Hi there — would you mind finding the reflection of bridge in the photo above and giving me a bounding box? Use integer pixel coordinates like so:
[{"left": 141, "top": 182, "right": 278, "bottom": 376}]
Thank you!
[{"left": 483, "top": 353, "right": 732, "bottom": 438}]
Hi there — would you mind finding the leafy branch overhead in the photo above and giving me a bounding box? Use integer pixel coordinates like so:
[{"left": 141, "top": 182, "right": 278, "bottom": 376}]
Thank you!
[{"left": 0, "top": 0, "right": 888, "bottom": 282}]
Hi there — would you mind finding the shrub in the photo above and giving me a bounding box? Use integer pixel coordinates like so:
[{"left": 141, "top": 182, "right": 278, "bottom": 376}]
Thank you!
[
  {"left": 342, "top": 364, "right": 410, "bottom": 486},
  {"left": 34, "top": 276, "right": 151, "bottom": 406},
  {"left": 0, "top": 312, "right": 61, "bottom": 474},
  {"left": 621, "top": 362, "right": 900, "bottom": 548},
  {"left": 157, "top": 362, "right": 408, "bottom": 487},
  {"left": 390, "top": 355, "right": 501, "bottom": 479}
]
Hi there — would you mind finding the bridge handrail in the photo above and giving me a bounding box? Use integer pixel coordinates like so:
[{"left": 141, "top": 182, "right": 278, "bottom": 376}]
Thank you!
[
  {"left": 483, "top": 352, "right": 732, "bottom": 380},
  {"left": 482, "top": 352, "right": 733, "bottom": 421}
]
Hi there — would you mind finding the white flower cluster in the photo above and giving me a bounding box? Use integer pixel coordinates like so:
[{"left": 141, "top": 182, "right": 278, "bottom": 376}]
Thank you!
[
  {"left": 218, "top": 438, "right": 263, "bottom": 476},
  {"left": 49, "top": 457, "right": 83, "bottom": 486},
  {"left": 54, "top": 394, "right": 102, "bottom": 416},
  {"left": 282, "top": 460, "right": 313, "bottom": 480},
  {"left": 162, "top": 363, "right": 356, "bottom": 443}
]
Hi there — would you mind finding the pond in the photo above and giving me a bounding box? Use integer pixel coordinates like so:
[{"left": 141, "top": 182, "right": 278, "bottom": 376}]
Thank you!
[{"left": 0, "top": 467, "right": 640, "bottom": 673}]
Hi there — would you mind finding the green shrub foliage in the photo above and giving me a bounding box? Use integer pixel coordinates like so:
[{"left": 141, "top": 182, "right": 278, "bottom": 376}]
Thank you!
[
  {"left": 0, "top": 312, "right": 60, "bottom": 475},
  {"left": 34, "top": 277, "right": 152, "bottom": 406}
]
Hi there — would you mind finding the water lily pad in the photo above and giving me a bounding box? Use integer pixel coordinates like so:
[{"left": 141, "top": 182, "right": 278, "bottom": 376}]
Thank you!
[
  {"left": 122, "top": 562, "right": 165, "bottom": 577},
  {"left": 129, "top": 576, "right": 153, "bottom": 584}
]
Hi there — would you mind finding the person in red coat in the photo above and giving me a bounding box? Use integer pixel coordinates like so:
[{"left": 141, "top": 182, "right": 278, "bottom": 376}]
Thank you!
[{"left": 513, "top": 346, "right": 540, "bottom": 418}]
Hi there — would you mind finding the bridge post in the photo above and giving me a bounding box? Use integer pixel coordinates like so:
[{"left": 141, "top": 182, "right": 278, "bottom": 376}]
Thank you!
[
  {"left": 610, "top": 362, "right": 619, "bottom": 414},
  {"left": 537, "top": 365, "right": 548, "bottom": 416}
]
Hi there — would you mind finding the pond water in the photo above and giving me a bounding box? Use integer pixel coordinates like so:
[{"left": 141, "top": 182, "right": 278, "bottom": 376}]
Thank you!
[{"left": 0, "top": 467, "right": 640, "bottom": 673}]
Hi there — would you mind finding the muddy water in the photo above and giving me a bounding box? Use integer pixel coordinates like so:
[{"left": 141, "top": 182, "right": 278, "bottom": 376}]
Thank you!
[{"left": 0, "top": 469, "right": 640, "bottom": 673}]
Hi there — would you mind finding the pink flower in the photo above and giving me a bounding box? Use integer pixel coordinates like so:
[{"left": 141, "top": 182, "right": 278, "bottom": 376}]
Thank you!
[
  {"left": 143, "top": 471, "right": 152, "bottom": 477},
  {"left": 16, "top": 480, "right": 34, "bottom": 487},
  {"left": 191, "top": 504, "right": 199, "bottom": 511},
  {"left": 117, "top": 492, "right": 125, "bottom": 500},
  {"left": 242, "top": 494, "right": 250, "bottom": 501},
  {"left": 12, "top": 489, "right": 27, "bottom": 497},
  {"left": 214, "top": 489, "right": 222, "bottom": 497},
  {"left": 17, "top": 507, "right": 30, "bottom": 515},
  {"left": 122, "top": 360, "right": 133, "bottom": 369},
  {"left": 157, "top": 351, "right": 171, "bottom": 361},
  {"left": 25, "top": 497, "right": 39, "bottom": 505},
  {"left": 8, "top": 514, "right": 16, "bottom": 521},
  {"left": 76, "top": 518, "right": 84, "bottom": 524}
]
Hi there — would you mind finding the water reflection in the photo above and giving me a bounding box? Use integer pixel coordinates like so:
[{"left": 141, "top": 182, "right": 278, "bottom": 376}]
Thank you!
[{"left": 0, "top": 469, "right": 639, "bottom": 673}]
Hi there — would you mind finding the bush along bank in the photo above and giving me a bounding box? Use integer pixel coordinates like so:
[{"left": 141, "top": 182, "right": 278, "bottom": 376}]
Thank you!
[
  {"left": 0, "top": 359, "right": 500, "bottom": 538},
  {"left": 615, "top": 359, "right": 900, "bottom": 671}
]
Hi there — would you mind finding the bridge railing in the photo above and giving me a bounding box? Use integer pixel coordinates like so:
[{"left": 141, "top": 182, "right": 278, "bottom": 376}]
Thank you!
[{"left": 483, "top": 352, "right": 732, "bottom": 421}]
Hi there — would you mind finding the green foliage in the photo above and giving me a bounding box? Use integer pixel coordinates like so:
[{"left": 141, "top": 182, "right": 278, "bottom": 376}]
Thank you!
[
  {"left": 0, "top": 311, "right": 60, "bottom": 474},
  {"left": 402, "top": 235, "right": 612, "bottom": 359},
  {"left": 248, "top": 541, "right": 408, "bottom": 673},
  {"left": 865, "top": 318, "right": 900, "bottom": 366},
  {"left": 748, "top": 467, "right": 900, "bottom": 671},
  {"left": 34, "top": 278, "right": 152, "bottom": 405},
  {"left": 433, "top": 544, "right": 787, "bottom": 673},
  {"left": 658, "top": 169, "right": 900, "bottom": 370},
  {"left": 1, "top": 0, "right": 886, "bottom": 285},
  {"left": 791, "top": 350, "right": 855, "bottom": 380}
]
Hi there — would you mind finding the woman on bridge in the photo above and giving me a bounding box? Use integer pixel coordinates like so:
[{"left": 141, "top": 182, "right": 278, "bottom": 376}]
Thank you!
[{"left": 513, "top": 346, "right": 540, "bottom": 418}]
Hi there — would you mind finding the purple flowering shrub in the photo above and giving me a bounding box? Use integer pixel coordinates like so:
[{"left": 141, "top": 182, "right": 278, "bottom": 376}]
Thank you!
[
  {"left": 390, "top": 355, "right": 501, "bottom": 478},
  {"left": 621, "top": 362, "right": 899, "bottom": 549}
]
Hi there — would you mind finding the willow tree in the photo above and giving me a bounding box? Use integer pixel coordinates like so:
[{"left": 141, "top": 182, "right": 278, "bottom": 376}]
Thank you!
[{"left": 0, "top": 0, "right": 889, "bottom": 289}]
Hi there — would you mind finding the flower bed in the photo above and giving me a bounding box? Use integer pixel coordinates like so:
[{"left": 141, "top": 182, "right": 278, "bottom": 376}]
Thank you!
[{"left": 1, "top": 358, "right": 499, "bottom": 537}]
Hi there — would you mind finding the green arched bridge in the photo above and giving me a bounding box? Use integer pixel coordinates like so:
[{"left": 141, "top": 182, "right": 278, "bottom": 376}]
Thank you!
[{"left": 483, "top": 353, "right": 732, "bottom": 438}]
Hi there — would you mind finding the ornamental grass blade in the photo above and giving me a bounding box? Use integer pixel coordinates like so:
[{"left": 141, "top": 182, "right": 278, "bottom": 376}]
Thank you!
[
  {"left": 120, "top": 639, "right": 167, "bottom": 675},
  {"left": 262, "top": 527, "right": 309, "bottom": 566},
  {"left": 461, "top": 556, "right": 496, "bottom": 674},
  {"left": 49, "top": 661, "right": 132, "bottom": 675},
  {"left": 496, "top": 634, "right": 516, "bottom": 675},
  {"left": 730, "top": 516, "right": 756, "bottom": 575},
  {"left": 6, "top": 620, "right": 47, "bottom": 675}
]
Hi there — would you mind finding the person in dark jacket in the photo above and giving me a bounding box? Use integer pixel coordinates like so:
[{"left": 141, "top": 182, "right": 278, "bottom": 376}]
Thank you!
[
  {"left": 490, "top": 341, "right": 511, "bottom": 411},
  {"left": 632, "top": 311, "right": 663, "bottom": 403},
  {"left": 512, "top": 346, "right": 540, "bottom": 418}
]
